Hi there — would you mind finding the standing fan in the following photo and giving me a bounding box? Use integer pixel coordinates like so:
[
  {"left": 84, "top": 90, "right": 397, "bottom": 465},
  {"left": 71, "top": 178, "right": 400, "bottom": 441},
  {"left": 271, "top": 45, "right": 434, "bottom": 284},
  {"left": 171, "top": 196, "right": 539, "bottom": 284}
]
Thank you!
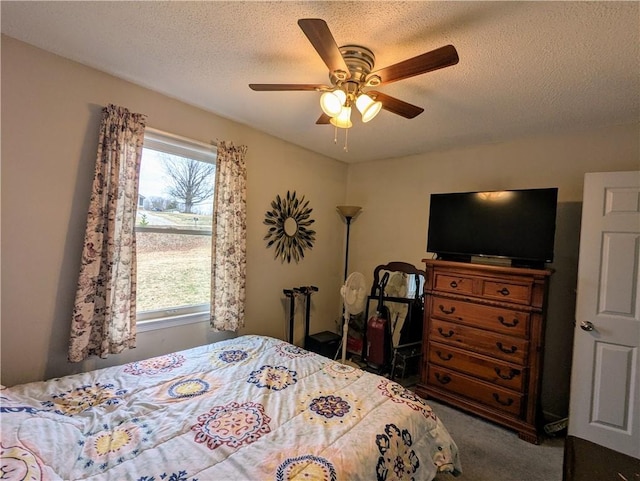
[{"left": 339, "top": 272, "right": 367, "bottom": 364}]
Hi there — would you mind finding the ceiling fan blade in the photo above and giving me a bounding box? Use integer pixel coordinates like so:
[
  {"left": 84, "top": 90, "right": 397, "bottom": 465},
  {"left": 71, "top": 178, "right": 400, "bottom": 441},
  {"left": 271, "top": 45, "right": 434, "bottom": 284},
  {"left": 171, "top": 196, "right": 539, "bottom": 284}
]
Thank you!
[
  {"left": 370, "top": 45, "right": 459, "bottom": 85},
  {"left": 249, "top": 84, "right": 329, "bottom": 91},
  {"left": 369, "top": 91, "right": 425, "bottom": 119},
  {"left": 316, "top": 113, "right": 331, "bottom": 124},
  {"left": 298, "top": 19, "right": 350, "bottom": 78}
]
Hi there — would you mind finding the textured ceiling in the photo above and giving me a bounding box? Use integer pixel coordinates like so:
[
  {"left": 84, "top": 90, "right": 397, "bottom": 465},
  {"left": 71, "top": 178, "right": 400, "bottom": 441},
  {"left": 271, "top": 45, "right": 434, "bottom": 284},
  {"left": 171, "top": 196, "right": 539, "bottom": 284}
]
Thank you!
[{"left": 2, "top": 1, "right": 638, "bottom": 163}]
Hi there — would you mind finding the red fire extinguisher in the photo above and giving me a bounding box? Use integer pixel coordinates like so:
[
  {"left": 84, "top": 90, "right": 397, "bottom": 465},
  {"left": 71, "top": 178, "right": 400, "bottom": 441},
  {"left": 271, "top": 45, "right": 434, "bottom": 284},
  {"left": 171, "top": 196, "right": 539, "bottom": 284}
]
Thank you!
[{"left": 365, "top": 272, "right": 391, "bottom": 371}]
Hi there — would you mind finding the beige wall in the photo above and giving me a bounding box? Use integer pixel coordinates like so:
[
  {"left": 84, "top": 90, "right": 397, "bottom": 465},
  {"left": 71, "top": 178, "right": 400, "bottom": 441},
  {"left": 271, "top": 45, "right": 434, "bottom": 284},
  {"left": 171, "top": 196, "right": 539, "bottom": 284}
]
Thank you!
[
  {"left": 1, "top": 36, "right": 348, "bottom": 386},
  {"left": 345, "top": 123, "right": 639, "bottom": 418}
]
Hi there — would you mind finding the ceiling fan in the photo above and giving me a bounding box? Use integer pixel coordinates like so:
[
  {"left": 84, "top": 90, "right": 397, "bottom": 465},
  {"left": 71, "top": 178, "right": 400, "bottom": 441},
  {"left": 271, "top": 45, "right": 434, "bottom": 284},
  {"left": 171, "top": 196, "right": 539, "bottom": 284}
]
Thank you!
[{"left": 249, "top": 18, "right": 459, "bottom": 129}]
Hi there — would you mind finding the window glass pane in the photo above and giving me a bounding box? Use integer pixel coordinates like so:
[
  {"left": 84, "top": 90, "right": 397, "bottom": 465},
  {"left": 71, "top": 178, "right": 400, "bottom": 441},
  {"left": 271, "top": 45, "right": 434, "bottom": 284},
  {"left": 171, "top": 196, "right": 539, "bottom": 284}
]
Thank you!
[
  {"left": 136, "top": 148, "right": 214, "bottom": 231},
  {"left": 136, "top": 231, "right": 211, "bottom": 313},
  {"left": 135, "top": 137, "right": 216, "bottom": 319}
]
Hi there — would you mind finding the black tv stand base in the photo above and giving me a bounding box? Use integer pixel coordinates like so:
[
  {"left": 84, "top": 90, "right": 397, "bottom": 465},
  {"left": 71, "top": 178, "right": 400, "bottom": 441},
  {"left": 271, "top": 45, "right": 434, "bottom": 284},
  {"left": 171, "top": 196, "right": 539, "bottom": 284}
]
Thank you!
[
  {"left": 435, "top": 254, "right": 546, "bottom": 270},
  {"left": 435, "top": 254, "right": 471, "bottom": 264}
]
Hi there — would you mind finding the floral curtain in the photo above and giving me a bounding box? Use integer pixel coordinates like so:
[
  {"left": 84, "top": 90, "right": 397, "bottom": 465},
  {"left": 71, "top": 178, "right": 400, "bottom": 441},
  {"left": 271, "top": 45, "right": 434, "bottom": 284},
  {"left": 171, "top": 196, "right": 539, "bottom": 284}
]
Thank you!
[
  {"left": 210, "top": 141, "right": 248, "bottom": 331},
  {"left": 68, "top": 104, "right": 147, "bottom": 362}
]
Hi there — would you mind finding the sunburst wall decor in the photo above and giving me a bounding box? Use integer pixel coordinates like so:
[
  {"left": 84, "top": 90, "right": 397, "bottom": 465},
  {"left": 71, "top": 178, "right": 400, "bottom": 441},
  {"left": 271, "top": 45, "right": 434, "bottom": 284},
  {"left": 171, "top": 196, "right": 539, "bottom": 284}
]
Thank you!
[{"left": 264, "top": 191, "right": 316, "bottom": 263}]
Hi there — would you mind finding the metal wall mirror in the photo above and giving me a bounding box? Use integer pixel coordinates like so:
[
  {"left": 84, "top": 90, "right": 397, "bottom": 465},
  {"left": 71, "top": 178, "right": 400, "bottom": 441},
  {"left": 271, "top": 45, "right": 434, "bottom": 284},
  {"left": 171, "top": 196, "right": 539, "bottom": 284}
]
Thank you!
[
  {"left": 264, "top": 190, "right": 316, "bottom": 264},
  {"left": 283, "top": 217, "right": 298, "bottom": 237}
]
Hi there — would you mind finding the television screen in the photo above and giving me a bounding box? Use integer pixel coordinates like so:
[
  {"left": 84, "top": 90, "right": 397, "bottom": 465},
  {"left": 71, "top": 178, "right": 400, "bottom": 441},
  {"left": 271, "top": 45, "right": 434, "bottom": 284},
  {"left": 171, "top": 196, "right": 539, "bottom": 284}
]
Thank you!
[{"left": 426, "top": 188, "right": 558, "bottom": 267}]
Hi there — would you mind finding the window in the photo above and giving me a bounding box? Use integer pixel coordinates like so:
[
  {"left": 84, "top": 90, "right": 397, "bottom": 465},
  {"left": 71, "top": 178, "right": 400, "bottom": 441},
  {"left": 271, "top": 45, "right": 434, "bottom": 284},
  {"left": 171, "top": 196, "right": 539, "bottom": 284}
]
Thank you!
[{"left": 135, "top": 129, "right": 217, "bottom": 331}]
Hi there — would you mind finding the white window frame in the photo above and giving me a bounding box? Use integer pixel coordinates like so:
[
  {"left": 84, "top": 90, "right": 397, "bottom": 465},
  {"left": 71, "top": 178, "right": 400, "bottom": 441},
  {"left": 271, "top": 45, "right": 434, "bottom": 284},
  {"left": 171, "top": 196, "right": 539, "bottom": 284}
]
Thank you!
[{"left": 136, "top": 128, "right": 217, "bottom": 332}]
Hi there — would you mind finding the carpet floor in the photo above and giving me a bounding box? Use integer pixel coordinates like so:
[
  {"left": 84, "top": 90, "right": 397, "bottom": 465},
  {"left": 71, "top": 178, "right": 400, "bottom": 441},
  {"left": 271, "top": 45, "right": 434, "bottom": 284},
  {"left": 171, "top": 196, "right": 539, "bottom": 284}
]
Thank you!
[{"left": 429, "top": 399, "right": 565, "bottom": 481}]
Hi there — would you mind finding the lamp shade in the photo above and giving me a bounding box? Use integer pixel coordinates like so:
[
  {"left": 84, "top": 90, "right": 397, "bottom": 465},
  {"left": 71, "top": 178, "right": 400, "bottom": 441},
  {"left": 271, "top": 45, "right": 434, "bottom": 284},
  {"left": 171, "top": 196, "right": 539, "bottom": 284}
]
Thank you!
[
  {"left": 337, "top": 205, "right": 362, "bottom": 219},
  {"left": 355, "top": 93, "right": 382, "bottom": 123},
  {"left": 320, "top": 90, "right": 347, "bottom": 117},
  {"left": 330, "top": 106, "right": 353, "bottom": 129}
]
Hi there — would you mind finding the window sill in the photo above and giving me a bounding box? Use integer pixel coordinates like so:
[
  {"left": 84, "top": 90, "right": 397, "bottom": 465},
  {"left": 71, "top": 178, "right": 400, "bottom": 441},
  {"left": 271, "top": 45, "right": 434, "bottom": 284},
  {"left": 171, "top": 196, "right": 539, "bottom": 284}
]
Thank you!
[{"left": 137, "top": 311, "right": 209, "bottom": 332}]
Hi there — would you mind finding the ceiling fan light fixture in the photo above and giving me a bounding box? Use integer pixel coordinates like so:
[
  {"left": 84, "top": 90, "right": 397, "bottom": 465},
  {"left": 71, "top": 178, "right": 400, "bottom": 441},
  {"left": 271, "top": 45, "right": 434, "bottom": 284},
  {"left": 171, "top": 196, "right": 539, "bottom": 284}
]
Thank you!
[
  {"left": 356, "top": 93, "right": 382, "bottom": 123},
  {"left": 249, "top": 19, "right": 459, "bottom": 149},
  {"left": 330, "top": 106, "right": 353, "bottom": 129},
  {"left": 320, "top": 90, "right": 347, "bottom": 117}
]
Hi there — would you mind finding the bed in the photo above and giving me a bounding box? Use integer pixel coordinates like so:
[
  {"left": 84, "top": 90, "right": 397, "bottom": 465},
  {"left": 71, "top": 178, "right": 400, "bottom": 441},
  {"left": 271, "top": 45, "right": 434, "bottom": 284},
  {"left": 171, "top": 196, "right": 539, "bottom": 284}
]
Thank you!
[{"left": 1, "top": 335, "right": 461, "bottom": 480}]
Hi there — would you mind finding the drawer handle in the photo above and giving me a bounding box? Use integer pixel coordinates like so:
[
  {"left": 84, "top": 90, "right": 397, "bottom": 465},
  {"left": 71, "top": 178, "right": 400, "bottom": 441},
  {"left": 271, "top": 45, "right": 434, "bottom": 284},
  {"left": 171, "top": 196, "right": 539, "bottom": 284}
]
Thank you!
[
  {"left": 438, "top": 305, "right": 456, "bottom": 315},
  {"left": 438, "top": 328, "right": 455, "bottom": 338},
  {"left": 498, "top": 316, "right": 519, "bottom": 328},
  {"left": 436, "top": 351, "right": 453, "bottom": 361},
  {"left": 449, "top": 280, "right": 458, "bottom": 288},
  {"left": 497, "top": 287, "right": 511, "bottom": 296},
  {"left": 435, "top": 373, "right": 452, "bottom": 385},
  {"left": 494, "top": 367, "right": 520, "bottom": 380},
  {"left": 492, "top": 393, "right": 514, "bottom": 407},
  {"left": 496, "top": 342, "right": 517, "bottom": 354}
]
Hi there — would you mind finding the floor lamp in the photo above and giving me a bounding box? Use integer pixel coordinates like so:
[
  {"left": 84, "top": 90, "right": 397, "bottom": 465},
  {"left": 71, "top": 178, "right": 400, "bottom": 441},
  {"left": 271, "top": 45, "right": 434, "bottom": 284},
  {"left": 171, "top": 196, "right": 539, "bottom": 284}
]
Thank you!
[{"left": 337, "top": 205, "right": 362, "bottom": 281}]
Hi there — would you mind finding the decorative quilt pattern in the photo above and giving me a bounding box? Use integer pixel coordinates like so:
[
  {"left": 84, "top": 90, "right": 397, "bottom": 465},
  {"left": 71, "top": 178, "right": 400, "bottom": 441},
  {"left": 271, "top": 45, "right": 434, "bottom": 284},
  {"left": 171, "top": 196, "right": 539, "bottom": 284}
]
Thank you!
[{"left": 0, "top": 335, "right": 461, "bottom": 480}]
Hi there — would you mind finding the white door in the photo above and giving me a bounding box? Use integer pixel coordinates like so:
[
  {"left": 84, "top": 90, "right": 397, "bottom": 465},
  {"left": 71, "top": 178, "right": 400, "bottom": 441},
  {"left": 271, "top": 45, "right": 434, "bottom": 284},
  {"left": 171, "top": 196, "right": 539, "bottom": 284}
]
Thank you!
[{"left": 568, "top": 171, "right": 640, "bottom": 459}]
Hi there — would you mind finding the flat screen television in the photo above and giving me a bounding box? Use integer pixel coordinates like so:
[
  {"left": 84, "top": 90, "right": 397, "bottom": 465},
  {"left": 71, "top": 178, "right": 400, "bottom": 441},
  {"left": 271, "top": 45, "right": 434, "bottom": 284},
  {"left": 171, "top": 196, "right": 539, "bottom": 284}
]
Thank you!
[{"left": 426, "top": 187, "right": 558, "bottom": 268}]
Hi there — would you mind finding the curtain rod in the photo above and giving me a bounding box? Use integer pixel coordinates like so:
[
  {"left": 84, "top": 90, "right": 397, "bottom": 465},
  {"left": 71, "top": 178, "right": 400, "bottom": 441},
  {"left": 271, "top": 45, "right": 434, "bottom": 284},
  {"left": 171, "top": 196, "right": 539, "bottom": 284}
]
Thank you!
[{"left": 146, "top": 126, "right": 217, "bottom": 149}]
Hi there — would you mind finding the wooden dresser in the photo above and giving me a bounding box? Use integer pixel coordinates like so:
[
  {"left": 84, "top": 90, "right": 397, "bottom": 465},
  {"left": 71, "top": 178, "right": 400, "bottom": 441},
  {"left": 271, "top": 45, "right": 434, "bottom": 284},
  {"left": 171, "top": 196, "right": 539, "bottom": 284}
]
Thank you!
[{"left": 415, "top": 259, "right": 553, "bottom": 443}]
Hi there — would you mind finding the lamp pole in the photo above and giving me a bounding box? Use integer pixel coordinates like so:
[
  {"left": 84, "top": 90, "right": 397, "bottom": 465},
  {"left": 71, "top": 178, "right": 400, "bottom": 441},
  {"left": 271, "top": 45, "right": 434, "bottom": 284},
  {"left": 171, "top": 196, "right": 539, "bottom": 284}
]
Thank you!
[
  {"left": 336, "top": 206, "right": 362, "bottom": 282},
  {"left": 344, "top": 215, "right": 353, "bottom": 282}
]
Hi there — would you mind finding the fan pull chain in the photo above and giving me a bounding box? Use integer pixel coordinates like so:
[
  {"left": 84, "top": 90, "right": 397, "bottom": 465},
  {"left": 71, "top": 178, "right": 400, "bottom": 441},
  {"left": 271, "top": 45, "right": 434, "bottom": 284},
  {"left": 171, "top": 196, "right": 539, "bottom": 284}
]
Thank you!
[{"left": 332, "top": 126, "right": 349, "bottom": 152}]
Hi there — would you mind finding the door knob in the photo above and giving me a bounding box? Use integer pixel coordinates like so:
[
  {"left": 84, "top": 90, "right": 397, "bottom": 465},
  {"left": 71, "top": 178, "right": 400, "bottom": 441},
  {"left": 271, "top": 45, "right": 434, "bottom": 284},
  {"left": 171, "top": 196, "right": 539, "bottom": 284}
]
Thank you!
[{"left": 580, "top": 321, "right": 595, "bottom": 331}]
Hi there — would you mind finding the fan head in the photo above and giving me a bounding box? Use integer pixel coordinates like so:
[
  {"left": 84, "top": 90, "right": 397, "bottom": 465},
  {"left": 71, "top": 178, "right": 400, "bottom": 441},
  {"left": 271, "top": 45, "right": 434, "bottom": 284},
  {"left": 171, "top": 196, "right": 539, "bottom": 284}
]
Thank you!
[
  {"left": 330, "top": 45, "right": 377, "bottom": 87},
  {"left": 340, "top": 272, "right": 367, "bottom": 315},
  {"left": 386, "top": 272, "right": 408, "bottom": 298}
]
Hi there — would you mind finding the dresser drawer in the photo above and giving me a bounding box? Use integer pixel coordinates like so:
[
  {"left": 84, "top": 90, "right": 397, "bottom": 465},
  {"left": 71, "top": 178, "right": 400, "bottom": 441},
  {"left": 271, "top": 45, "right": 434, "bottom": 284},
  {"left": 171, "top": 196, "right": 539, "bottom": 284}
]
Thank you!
[
  {"left": 428, "top": 341, "right": 525, "bottom": 391},
  {"left": 429, "top": 319, "right": 528, "bottom": 364},
  {"left": 428, "top": 365, "right": 523, "bottom": 416},
  {"left": 430, "top": 297, "right": 529, "bottom": 338},
  {"left": 481, "top": 279, "right": 532, "bottom": 305},
  {"left": 433, "top": 272, "right": 475, "bottom": 295}
]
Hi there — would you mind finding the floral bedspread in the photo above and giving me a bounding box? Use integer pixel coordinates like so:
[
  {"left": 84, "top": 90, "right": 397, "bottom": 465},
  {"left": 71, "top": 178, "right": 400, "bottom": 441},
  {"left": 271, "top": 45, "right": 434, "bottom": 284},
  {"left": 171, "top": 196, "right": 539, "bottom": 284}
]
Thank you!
[{"left": 0, "top": 335, "right": 461, "bottom": 480}]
